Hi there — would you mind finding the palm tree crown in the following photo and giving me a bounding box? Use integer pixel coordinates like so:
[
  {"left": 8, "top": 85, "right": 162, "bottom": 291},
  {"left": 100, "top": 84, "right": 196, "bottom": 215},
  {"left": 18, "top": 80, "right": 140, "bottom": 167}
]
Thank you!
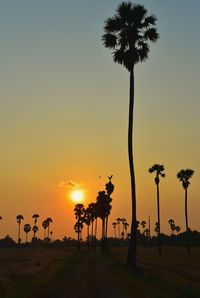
[
  {"left": 177, "top": 169, "right": 194, "bottom": 189},
  {"left": 149, "top": 164, "right": 165, "bottom": 185},
  {"left": 102, "top": 2, "right": 159, "bottom": 71}
]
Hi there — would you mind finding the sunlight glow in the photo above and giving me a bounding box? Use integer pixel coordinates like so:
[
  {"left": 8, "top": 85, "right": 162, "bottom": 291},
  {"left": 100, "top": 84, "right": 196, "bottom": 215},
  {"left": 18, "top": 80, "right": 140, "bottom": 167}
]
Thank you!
[{"left": 70, "top": 190, "right": 84, "bottom": 204}]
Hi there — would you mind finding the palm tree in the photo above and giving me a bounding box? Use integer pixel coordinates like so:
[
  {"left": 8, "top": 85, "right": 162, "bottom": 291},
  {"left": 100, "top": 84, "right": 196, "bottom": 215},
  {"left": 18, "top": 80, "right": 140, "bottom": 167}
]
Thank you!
[
  {"left": 102, "top": 2, "right": 159, "bottom": 268},
  {"left": 74, "top": 203, "right": 85, "bottom": 250},
  {"left": 116, "top": 218, "right": 122, "bottom": 239},
  {"left": 32, "top": 225, "right": 38, "bottom": 238},
  {"left": 16, "top": 215, "right": 24, "bottom": 246},
  {"left": 112, "top": 222, "right": 117, "bottom": 238},
  {"left": 50, "top": 231, "right": 53, "bottom": 242},
  {"left": 168, "top": 219, "right": 176, "bottom": 235},
  {"left": 141, "top": 220, "right": 147, "bottom": 234},
  {"left": 175, "top": 225, "right": 181, "bottom": 234},
  {"left": 32, "top": 214, "right": 39, "bottom": 226},
  {"left": 149, "top": 164, "right": 165, "bottom": 254},
  {"left": 42, "top": 219, "right": 48, "bottom": 240},
  {"left": 177, "top": 169, "right": 194, "bottom": 254},
  {"left": 24, "top": 224, "right": 31, "bottom": 243},
  {"left": 46, "top": 217, "right": 53, "bottom": 239}
]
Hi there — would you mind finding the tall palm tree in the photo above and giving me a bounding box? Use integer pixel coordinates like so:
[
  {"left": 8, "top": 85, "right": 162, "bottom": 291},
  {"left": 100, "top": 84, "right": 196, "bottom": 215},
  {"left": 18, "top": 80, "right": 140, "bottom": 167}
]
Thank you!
[
  {"left": 141, "top": 220, "right": 147, "bottom": 234},
  {"left": 24, "top": 224, "right": 31, "bottom": 243},
  {"left": 177, "top": 169, "right": 194, "bottom": 254},
  {"left": 102, "top": 2, "right": 159, "bottom": 268},
  {"left": 16, "top": 215, "right": 24, "bottom": 246},
  {"left": 149, "top": 164, "right": 165, "bottom": 254},
  {"left": 168, "top": 219, "right": 175, "bottom": 235}
]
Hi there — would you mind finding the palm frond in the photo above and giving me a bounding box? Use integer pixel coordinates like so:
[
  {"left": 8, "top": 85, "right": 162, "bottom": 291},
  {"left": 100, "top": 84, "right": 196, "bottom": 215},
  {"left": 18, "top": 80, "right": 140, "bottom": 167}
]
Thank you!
[
  {"left": 117, "top": 2, "right": 132, "bottom": 19},
  {"left": 132, "top": 4, "right": 147, "bottom": 26},
  {"left": 144, "top": 28, "right": 159, "bottom": 42},
  {"left": 104, "top": 16, "right": 123, "bottom": 33},
  {"left": 102, "top": 33, "right": 117, "bottom": 49},
  {"left": 142, "top": 15, "right": 157, "bottom": 27}
]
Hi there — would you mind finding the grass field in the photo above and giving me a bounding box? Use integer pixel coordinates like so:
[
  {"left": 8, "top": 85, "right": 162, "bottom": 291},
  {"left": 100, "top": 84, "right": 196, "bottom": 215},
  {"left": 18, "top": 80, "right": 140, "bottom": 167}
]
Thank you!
[{"left": 0, "top": 247, "right": 199, "bottom": 298}]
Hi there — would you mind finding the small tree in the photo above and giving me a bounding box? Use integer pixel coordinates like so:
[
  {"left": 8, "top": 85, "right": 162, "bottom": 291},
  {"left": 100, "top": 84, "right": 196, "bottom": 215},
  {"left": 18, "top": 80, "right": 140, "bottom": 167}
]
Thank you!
[
  {"left": 24, "top": 224, "right": 31, "bottom": 243},
  {"left": 177, "top": 169, "right": 194, "bottom": 254}
]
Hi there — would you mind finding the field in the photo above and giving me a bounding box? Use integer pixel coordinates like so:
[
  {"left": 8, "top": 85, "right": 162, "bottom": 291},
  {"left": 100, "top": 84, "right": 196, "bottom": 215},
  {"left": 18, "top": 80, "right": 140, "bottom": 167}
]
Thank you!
[{"left": 0, "top": 246, "right": 199, "bottom": 298}]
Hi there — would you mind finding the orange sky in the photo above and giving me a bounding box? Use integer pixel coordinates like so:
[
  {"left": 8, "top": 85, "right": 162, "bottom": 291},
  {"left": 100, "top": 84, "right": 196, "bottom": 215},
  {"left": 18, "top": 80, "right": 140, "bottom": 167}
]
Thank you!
[{"left": 0, "top": 1, "right": 200, "bottom": 241}]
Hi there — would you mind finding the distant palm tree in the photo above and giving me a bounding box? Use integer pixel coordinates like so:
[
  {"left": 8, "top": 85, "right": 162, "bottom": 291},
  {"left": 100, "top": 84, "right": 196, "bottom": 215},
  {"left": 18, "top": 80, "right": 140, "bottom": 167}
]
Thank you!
[
  {"left": 50, "top": 231, "right": 53, "bottom": 242},
  {"left": 175, "top": 225, "right": 181, "bottom": 234},
  {"left": 124, "top": 222, "right": 129, "bottom": 239},
  {"left": 24, "top": 224, "right": 31, "bottom": 243},
  {"left": 141, "top": 220, "right": 147, "bottom": 234},
  {"left": 16, "top": 215, "right": 24, "bottom": 246},
  {"left": 112, "top": 222, "right": 117, "bottom": 238},
  {"left": 32, "top": 225, "right": 38, "bottom": 238},
  {"left": 177, "top": 169, "right": 194, "bottom": 254},
  {"left": 46, "top": 217, "right": 53, "bottom": 239},
  {"left": 168, "top": 219, "right": 175, "bottom": 235},
  {"left": 42, "top": 219, "right": 48, "bottom": 240},
  {"left": 32, "top": 214, "right": 39, "bottom": 226},
  {"left": 149, "top": 164, "right": 165, "bottom": 254},
  {"left": 116, "top": 218, "right": 122, "bottom": 239},
  {"left": 74, "top": 203, "right": 85, "bottom": 250},
  {"left": 102, "top": 1, "right": 159, "bottom": 268}
]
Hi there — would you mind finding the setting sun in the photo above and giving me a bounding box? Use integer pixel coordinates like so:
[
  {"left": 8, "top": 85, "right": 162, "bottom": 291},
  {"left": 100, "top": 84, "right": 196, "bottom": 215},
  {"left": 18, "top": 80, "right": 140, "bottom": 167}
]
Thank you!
[{"left": 70, "top": 190, "right": 84, "bottom": 204}]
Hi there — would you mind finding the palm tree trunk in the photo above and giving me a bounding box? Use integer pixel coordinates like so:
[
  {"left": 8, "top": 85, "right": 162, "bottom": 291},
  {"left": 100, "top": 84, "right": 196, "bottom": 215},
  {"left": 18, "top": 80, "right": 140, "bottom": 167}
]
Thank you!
[
  {"left": 127, "top": 67, "right": 137, "bottom": 269},
  {"left": 26, "top": 233, "right": 28, "bottom": 243},
  {"left": 185, "top": 188, "right": 191, "bottom": 254},
  {"left": 157, "top": 183, "right": 162, "bottom": 254},
  {"left": 118, "top": 223, "right": 120, "bottom": 238},
  {"left": 114, "top": 227, "right": 116, "bottom": 238}
]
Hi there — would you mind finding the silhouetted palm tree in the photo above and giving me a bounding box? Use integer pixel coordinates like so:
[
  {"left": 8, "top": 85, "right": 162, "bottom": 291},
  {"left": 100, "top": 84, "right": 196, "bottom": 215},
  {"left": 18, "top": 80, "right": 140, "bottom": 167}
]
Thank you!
[
  {"left": 24, "top": 224, "right": 31, "bottom": 243},
  {"left": 74, "top": 203, "right": 85, "bottom": 250},
  {"left": 112, "top": 222, "right": 117, "bottom": 238},
  {"left": 124, "top": 222, "right": 129, "bottom": 239},
  {"left": 88, "top": 203, "right": 96, "bottom": 249},
  {"left": 102, "top": 2, "right": 159, "bottom": 268},
  {"left": 32, "top": 214, "right": 39, "bottom": 226},
  {"left": 42, "top": 219, "right": 48, "bottom": 240},
  {"left": 116, "top": 218, "right": 122, "bottom": 239},
  {"left": 46, "top": 217, "right": 53, "bottom": 239},
  {"left": 50, "top": 231, "right": 53, "bottom": 242},
  {"left": 141, "top": 220, "right": 147, "bottom": 234},
  {"left": 16, "top": 215, "right": 24, "bottom": 246},
  {"left": 177, "top": 169, "right": 194, "bottom": 254},
  {"left": 175, "top": 225, "right": 181, "bottom": 235},
  {"left": 32, "top": 225, "right": 38, "bottom": 238},
  {"left": 149, "top": 164, "right": 165, "bottom": 254}
]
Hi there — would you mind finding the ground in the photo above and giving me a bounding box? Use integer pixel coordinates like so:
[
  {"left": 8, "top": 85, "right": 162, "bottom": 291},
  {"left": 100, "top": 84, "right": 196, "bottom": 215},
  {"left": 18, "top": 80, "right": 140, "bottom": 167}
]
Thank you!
[{"left": 0, "top": 246, "right": 199, "bottom": 298}]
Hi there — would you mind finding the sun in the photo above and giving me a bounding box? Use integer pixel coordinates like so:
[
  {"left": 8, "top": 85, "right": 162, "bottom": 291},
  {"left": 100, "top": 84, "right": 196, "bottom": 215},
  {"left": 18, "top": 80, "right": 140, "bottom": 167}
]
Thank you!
[{"left": 70, "top": 190, "right": 84, "bottom": 204}]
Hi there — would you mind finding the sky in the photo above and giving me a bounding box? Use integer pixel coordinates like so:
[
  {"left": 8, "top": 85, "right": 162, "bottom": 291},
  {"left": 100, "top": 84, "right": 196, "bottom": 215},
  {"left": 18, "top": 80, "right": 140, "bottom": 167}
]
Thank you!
[{"left": 0, "top": 0, "right": 200, "bottom": 241}]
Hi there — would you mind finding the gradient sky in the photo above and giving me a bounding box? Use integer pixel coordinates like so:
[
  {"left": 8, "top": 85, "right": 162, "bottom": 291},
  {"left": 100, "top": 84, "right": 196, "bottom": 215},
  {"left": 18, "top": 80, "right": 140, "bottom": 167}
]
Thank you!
[{"left": 0, "top": 0, "right": 200, "bottom": 241}]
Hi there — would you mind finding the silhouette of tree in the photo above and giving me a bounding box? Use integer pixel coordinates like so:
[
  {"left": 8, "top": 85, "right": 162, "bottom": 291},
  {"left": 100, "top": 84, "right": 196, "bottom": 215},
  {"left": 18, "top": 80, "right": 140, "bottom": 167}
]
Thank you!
[
  {"left": 24, "top": 224, "right": 31, "bottom": 243},
  {"left": 42, "top": 219, "right": 48, "bottom": 240},
  {"left": 168, "top": 219, "right": 176, "bottom": 235},
  {"left": 16, "top": 215, "right": 24, "bottom": 246},
  {"left": 141, "top": 220, "right": 147, "bottom": 234},
  {"left": 121, "top": 218, "right": 127, "bottom": 239},
  {"left": 116, "top": 218, "right": 122, "bottom": 239},
  {"left": 32, "top": 214, "right": 39, "bottom": 226},
  {"left": 149, "top": 164, "right": 165, "bottom": 254},
  {"left": 83, "top": 207, "right": 92, "bottom": 250},
  {"left": 88, "top": 203, "right": 96, "bottom": 249},
  {"left": 177, "top": 169, "right": 194, "bottom": 254},
  {"left": 32, "top": 225, "right": 38, "bottom": 238},
  {"left": 124, "top": 222, "right": 129, "bottom": 239},
  {"left": 102, "top": 1, "right": 159, "bottom": 268},
  {"left": 74, "top": 203, "right": 85, "bottom": 250},
  {"left": 175, "top": 225, "right": 181, "bottom": 234},
  {"left": 96, "top": 191, "right": 112, "bottom": 242},
  {"left": 105, "top": 176, "right": 114, "bottom": 237},
  {"left": 46, "top": 217, "right": 53, "bottom": 239},
  {"left": 112, "top": 222, "right": 117, "bottom": 238},
  {"left": 50, "top": 231, "right": 53, "bottom": 242}
]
